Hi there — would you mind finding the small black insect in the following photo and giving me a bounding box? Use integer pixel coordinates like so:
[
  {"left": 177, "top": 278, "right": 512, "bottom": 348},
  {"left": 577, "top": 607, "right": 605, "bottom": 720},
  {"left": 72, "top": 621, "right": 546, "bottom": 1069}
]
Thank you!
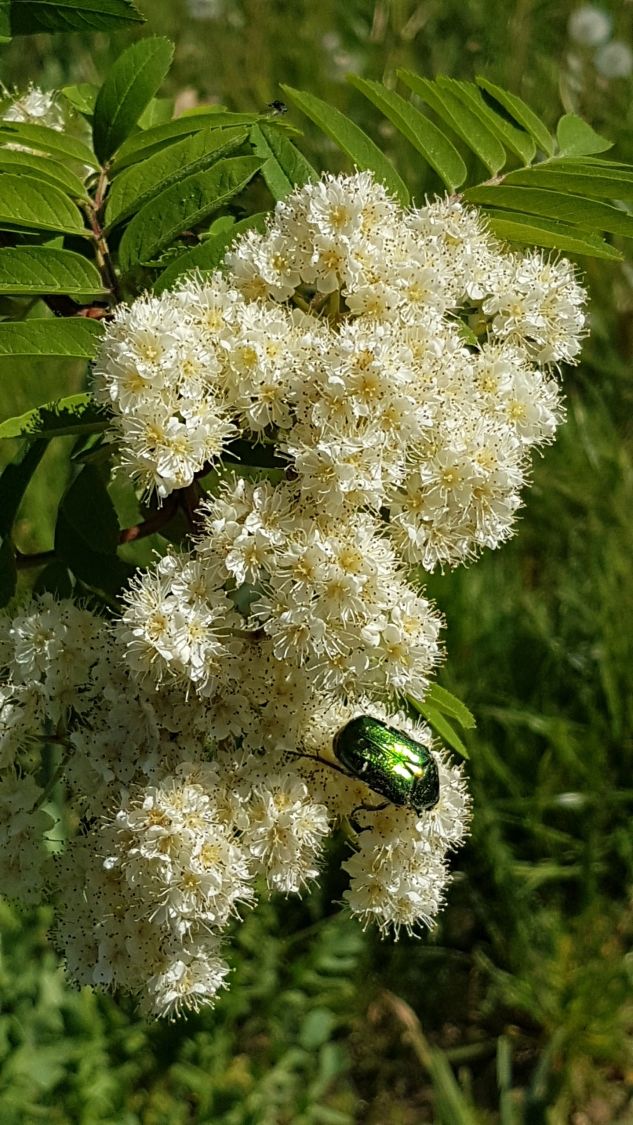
[{"left": 267, "top": 100, "right": 288, "bottom": 116}]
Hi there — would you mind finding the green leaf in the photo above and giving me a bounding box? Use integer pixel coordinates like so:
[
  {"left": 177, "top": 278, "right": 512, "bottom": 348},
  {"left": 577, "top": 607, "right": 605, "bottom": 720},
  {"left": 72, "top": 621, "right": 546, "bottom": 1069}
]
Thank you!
[
  {"left": 0, "top": 393, "right": 108, "bottom": 440},
  {"left": 556, "top": 114, "right": 612, "bottom": 157},
  {"left": 484, "top": 210, "right": 622, "bottom": 260},
  {"left": 0, "top": 2, "right": 10, "bottom": 41},
  {"left": 10, "top": 0, "right": 144, "bottom": 32},
  {"left": 0, "top": 439, "right": 47, "bottom": 607},
  {"left": 0, "top": 122, "right": 98, "bottom": 167},
  {"left": 435, "top": 77, "right": 536, "bottom": 165},
  {"left": 503, "top": 165, "right": 633, "bottom": 204},
  {"left": 0, "top": 150, "right": 88, "bottom": 198},
  {"left": 93, "top": 37, "right": 174, "bottom": 163},
  {"left": 119, "top": 155, "right": 263, "bottom": 273},
  {"left": 153, "top": 212, "right": 268, "bottom": 293},
  {"left": 349, "top": 75, "right": 466, "bottom": 190},
  {"left": 411, "top": 700, "right": 470, "bottom": 759},
  {"left": 33, "top": 560, "right": 73, "bottom": 598},
  {"left": 137, "top": 96, "right": 175, "bottom": 129},
  {"left": 0, "top": 174, "right": 85, "bottom": 235},
  {"left": 396, "top": 72, "right": 506, "bottom": 175},
  {"left": 0, "top": 318, "right": 104, "bottom": 357},
  {"left": 476, "top": 76, "right": 555, "bottom": 156},
  {"left": 111, "top": 111, "right": 260, "bottom": 171},
  {"left": 250, "top": 122, "right": 317, "bottom": 201},
  {"left": 464, "top": 184, "right": 633, "bottom": 239},
  {"left": 60, "top": 83, "right": 99, "bottom": 116},
  {"left": 281, "top": 84, "right": 409, "bottom": 205},
  {"left": 425, "top": 684, "right": 476, "bottom": 730},
  {"left": 55, "top": 464, "right": 133, "bottom": 594},
  {"left": 0, "top": 248, "right": 107, "bottom": 298},
  {"left": 105, "top": 125, "right": 249, "bottom": 229}
]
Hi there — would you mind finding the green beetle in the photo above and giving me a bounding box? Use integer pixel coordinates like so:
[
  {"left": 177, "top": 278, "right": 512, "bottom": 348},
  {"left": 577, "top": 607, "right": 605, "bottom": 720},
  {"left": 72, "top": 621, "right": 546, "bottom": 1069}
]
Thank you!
[{"left": 333, "top": 715, "right": 439, "bottom": 814}]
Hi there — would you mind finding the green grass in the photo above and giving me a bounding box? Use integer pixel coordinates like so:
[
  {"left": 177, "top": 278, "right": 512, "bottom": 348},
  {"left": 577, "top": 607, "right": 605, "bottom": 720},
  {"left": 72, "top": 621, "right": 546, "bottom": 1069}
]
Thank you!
[{"left": 1, "top": 1, "right": 633, "bottom": 1121}]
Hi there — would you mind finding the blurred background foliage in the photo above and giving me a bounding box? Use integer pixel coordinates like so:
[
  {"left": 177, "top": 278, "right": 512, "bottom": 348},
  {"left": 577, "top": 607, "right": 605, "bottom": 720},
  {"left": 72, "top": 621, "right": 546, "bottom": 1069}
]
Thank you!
[{"left": 1, "top": 1, "right": 633, "bottom": 1121}]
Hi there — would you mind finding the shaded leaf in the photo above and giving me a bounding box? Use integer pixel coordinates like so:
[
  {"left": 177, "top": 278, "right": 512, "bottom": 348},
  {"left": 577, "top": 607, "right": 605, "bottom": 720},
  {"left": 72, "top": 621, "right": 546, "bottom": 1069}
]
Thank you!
[
  {"left": 484, "top": 209, "right": 622, "bottom": 260},
  {"left": 436, "top": 77, "right": 535, "bottom": 164},
  {"left": 119, "top": 155, "right": 263, "bottom": 272},
  {"left": 0, "top": 174, "right": 85, "bottom": 234},
  {"left": 0, "top": 439, "right": 47, "bottom": 607},
  {"left": 350, "top": 75, "right": 466, "bottom": 190},
  {"left": 93, "top": 37, "right": 174, "bottom": 162},
  {"left": 250, "top": 122, "right": 317, "bottom": 201},
  {"left": 111, "top": 111, "right": 260, "bottom": 171},
  {"left": 105, "top": 125, "right": 248, "bottom": 228},
  {"left": 55, "top": 465, "right": 133, "bottom": 594},
  {"left": 397, "top": 71, "right": 506, "bottom": 175},
  {"left": 10, "top": 0, "right": 144, "bottom": 33},
  {"left": 0, "top": 149, "right": 88, "bottom": 198},
  {"left": 0, "top": 318, "right": 104, "bottom": 357},
  {"left": 0, "top": 121, "right": 97, "bottom": 167},
  {"left": 464, "top": 184, "right": 633, "bottom": 239},
  {"left": 476, "top": 76, "right": 554, "bottom": 156},
  {"left": 153, "top": 212, "right": 268, "bottom": 294},
  {"left": 33, "top": 560, "right": 74, "bottom": 598},
  {"left": 281, "top": 84, "right": 409, "bottom": 205},
  {"left": 0, "top": 247, "right": 107, "bottom": 298},
  {"left": 556, "top": 114, "right": 612, "bottom": 157},
  {"left": 0, "top": 393, "right": 108, "bottom": 440}
]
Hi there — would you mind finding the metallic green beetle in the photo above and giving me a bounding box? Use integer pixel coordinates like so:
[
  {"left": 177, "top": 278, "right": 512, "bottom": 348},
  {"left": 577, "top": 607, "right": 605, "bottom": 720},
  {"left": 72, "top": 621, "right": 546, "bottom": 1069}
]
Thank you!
[{"left": 333, "top": 715, "right": 439, "bottom": 814}]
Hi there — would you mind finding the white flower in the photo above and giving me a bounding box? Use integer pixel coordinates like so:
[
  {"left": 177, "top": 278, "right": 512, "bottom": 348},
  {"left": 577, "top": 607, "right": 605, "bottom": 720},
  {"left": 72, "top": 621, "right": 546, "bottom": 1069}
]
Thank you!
[
  {"left": 143, "top": 942, "right": 230, "bottom": 1019},
  {"left": 244, "top": 771, "right": 331, "bottom": 893},
  {"left": 568, "top": 6, "right": 612, "bottom": 48},
  {"left": 594, "top": 40, "right": 633, "bottom": 78}
]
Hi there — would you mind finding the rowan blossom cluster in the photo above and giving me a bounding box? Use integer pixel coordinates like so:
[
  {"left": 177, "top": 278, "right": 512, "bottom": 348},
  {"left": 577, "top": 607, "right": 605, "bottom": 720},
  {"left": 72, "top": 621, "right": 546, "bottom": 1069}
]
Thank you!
[{"left": 0, "top": 172, "right": 587, "bottom": 1017}]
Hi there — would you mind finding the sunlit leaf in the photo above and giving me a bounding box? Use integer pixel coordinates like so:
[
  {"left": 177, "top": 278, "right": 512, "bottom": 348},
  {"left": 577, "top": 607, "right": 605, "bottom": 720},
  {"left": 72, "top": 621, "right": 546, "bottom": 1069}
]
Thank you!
[
  {"left": 281, "top": 84, "right": 409, "bottom": 205},
  {"left": 118, "top": 155, "right": 263, "bottom": 272},
  {"left": 0, "top": 247, "right": 107, "bottom": 298},
  {"left": 350, "top": 75, "right": 467, "bottom": 190},
  {"left": 0, "top": 318, "right": 104, "bottom": 357},
  {"left": 476, "top": 76, "right": 554, "bottom": 156},
  {"left": 398, "top": 71, "right": 506, "bottom": 174},
  {"left": 556, "top": 114, "right": 612, "bottom": 157},
  {"left": 0, "top": 393, "right": 108, "bottom": 440},
  {"left": 93, "top": 37, "right": 174, "bottom": 162}
]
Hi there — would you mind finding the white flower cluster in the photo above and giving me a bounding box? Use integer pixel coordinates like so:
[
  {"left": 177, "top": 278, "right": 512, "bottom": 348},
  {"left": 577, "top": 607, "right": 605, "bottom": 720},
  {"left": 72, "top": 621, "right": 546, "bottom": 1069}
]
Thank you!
[
  {"left": 0, "top": 594, "right": 469, "bottom": 1018},
  {"left": 1, "top": 174, "right": 588, "bottom": 1018},
  {"left": 94, "top": 172, "right": 583, "bottom": 570}
]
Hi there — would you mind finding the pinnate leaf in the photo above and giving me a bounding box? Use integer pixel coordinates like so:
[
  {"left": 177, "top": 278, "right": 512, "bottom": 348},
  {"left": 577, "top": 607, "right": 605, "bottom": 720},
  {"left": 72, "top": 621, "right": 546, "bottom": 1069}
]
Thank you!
[
  {"left": 250, "top": 122, "right": 317, "bottom": 201},
  {"left": 435, "top": 77, "right": 535, "bottom": 164},
  {"left": 556, "top": 114, "right": 612, "bottom": 157},
  {"left": 0, "top": 247, "right": 107, "bottom": 298},
  {"left": 0, "top": 174, "right": 85, "bottom": 235},
  {"left": 0, "top": 149, "right": 88, "bottom": 198},
  {"left": 350, "top": 75, "right": 467, "bottom": 190},
  {"left": 0, "top": 318, "right": 104, "bottom": 358},
  {"left": 0, "top": 121, "right": 97, "bottom": 167},
  {"left": 397, "top": 71, "right": 506, "bottom": 175},
  {"left": 464, "top": 184, "right": 633, "bottom": 239},
  {"left": 153, "top": 212, "right": 268, "bottom": 293},
  {"left": 111, "top": 111, "right": 259, "bottom": 171},
  {"left": 9, "top": 0, "right": 144, "bottom": 33},
  {"left": 476, "top": 76, "right": 554, "bottom": 156},
  {"left": 105, "top": 125, "right": 249, "bottom": 228},
  {"left": 484, "top": 210, "right": 622, "bottom": 260},
  {"left": 281, "top": 84, "right": 409, "bottom": 205},
  {"left": 118, "top": 155, "right": 263, "bottom": 272},
  {"left": 93, "top": 37, "right": 174, "bottom": 162}
]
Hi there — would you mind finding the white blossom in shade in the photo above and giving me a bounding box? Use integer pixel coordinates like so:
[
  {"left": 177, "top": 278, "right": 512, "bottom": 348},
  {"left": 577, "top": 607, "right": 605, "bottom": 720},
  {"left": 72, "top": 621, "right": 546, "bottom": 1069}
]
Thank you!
[
  {"left": 243, "top": 770, "right": 331, "bottom": 893},
  {"left": 3, "top": 85, "right": 65, "bottom": 130},
  {"left": 118, "top": 551, "right": 243, "bottom": 691},
  {"left": 483, "top": 251, "right": 587, "bottom": 365},
  {"left": 142, "top": 942, "right": 231, "bottom": 1020},
  {"left": 472, "top": 342, "right": 564, "bottom": 447},
  {"left": 0, "top": 773, "right": 55, "bottom": 905}
]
